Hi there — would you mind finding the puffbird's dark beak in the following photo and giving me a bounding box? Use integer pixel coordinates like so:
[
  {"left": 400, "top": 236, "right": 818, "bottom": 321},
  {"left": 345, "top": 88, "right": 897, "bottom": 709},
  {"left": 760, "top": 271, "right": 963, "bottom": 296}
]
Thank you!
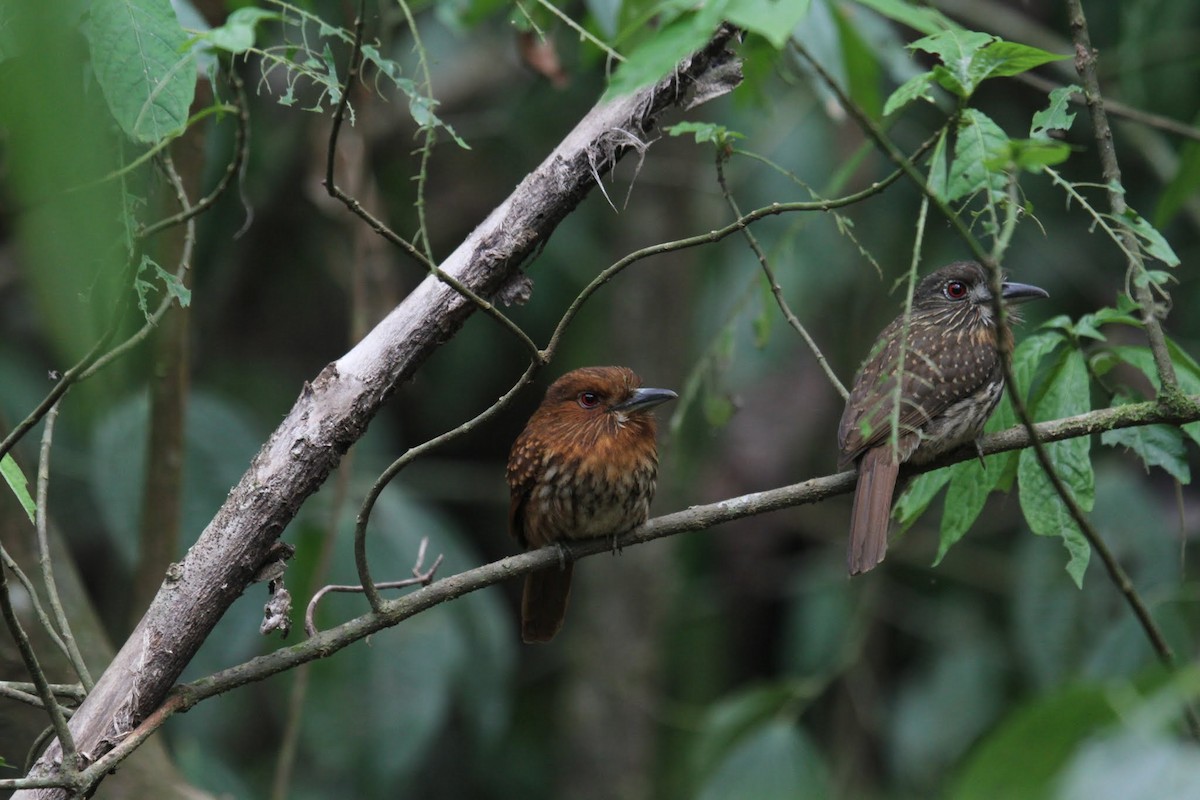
[{"left": 613, "top": 387, "right": 678, "bottom": 413}]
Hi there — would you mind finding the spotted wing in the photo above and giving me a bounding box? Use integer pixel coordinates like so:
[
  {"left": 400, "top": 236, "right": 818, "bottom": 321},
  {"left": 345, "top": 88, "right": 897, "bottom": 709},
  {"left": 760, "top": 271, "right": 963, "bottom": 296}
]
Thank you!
[
  {"left": 838, "top": 314, "right": 997, "bottom": 464},
  {"left": 506, "top": 427, "right": 544, "bottom": 548}
]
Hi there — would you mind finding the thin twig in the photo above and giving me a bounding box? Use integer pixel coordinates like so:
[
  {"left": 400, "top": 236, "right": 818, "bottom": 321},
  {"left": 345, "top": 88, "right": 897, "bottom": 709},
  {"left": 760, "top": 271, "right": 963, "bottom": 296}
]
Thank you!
[
  {"left": 138, "top": 68, "right": 249, "bottom": 239},
  {"left": 353, "top": 361, "right": 540, "bottom": 610},
  {"left": 0, "top": 552, "right": 81, "bottom": 777},
  {"left": 34, "top": 402, "right": 93, "bottom": 692},
  {"left": 395, "top": 0, "right": 437, "bottom": 266},
  {"left": 323, "top": 3, "right": 541, "bottom": 359},
  {"left": 0, "top": 681, "right": 85, "bottom": 702},
  {"left": 0, "top": 683, "right": 76, "bottom": 715},
  {"left": 1066, "top": 0, "right": 1180, "bottom": 396},
  {"left": 713, "top": 153, "right": 849, "bottom": 400},
  {"left": 0, "top": 547, "right": 72, "bottom": 663},
  {"left": 77, "top": 155, "right": 196, "bottom": 382},
  {"left": 307, "top": 536, "right": 443, "bottom": 636}
]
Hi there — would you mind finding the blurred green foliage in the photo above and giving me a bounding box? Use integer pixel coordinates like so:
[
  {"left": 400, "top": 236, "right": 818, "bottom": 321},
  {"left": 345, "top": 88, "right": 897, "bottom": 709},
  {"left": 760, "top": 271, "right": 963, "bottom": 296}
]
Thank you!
[{"left": 2, "top": 0, "right": 1200, "bottom": 798}]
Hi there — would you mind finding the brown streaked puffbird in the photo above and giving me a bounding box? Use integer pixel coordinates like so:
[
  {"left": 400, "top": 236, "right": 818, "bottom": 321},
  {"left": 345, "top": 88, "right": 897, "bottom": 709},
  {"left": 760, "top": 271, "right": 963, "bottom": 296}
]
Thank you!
[
  {"left": 838, "top": 261, "right": 1048, "bottom": 575},
  {"left": 507, "top": 366, "right": 677, "bottom": 643}
]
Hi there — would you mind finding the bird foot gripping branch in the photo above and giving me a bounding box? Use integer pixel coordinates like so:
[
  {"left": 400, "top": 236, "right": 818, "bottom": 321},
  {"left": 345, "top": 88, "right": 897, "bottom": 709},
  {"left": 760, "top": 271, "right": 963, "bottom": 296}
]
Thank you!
[{"left": 838, "top": 261, "right": 1048, "bottom": 575}]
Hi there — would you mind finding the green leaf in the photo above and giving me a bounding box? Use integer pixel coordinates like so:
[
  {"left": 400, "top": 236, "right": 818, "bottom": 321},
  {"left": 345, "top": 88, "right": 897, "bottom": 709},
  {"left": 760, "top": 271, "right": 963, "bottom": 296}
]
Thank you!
[
  {"left": 696, "top": 719, "right": 831, "bottom": 800},
  {"left": 971, "top": 40, "right": 1069, "bottom": 81},
  {"left": 665, "top": 121, "right": 744, "bottom": 147},
  {"left": 187, "top": 7, "right": 280, "bottom": 55},
  {"left": 946, "top": 109, "right": 1010, "bottom": 203},
  {"left": 935, "top": 457, "right": 994, "bottom": 564},
  {"left": 926, "top": 127, "right": 950, "bottom": 200},
  {"left": 894, "top": 469, "right": 951, "bottom": 527},
  {"left": 86, "top": 0, "right": 197, "bottom": 144},
  {"left": 911, "top": 29, "right": 995, "bottom": 98},
  {"left": 1006, "top": 138, "right": 1072, "bottom": 171},
  {"left": 725, "top": 0, "right": 812, "bottom": 50},
  {"left": 133, "top": 256, "right": 190, "bottom": 319},
  {"left": 931, "top": 337, "right": 1054, "bottom": 562},
  {"left": 1101, "top": 417, "right": 1191, "bottom": 485},
  {"left": 1166, "top": 340, "right": 1200, "bottom": 447},
  {"left": 1, "top": 453, "right": 35, "bottom": 524},
  {"left": 883, "top": 72, "right": 935, "bottom": 116},
  {"left": 1031, "top": 84, "right": 1080, "bottom": 139},
  {"left": 950, "top": 683, "right": 1120, "bottom": 800},
  {"left": 849, "top": 0, "right": 952, "bottom": 36},
  {"left": 1074, "top": 298, "right": 1142, "bottom": 339},
  {"left": 1121, "top": 208, "right": 1180, "bottom": 266},
  {"left": 1012, "top": 330, "right": 1068, "bottom": 399},
  {"left": 1017, "top": 348, "right": 1093, "bottom": 586},
  {"left": 834, "top": 4, "right": 881, "bottom": 119},
  {"left": 1109, "top": 340, "right": 1200, "bottom": 445}
]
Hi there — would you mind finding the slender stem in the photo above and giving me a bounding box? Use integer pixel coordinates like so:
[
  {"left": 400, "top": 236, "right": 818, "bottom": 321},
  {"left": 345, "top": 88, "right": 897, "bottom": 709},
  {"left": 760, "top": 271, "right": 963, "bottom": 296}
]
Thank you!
[
  {"left": 138, "top": 68, "right": 249, "bottom": 239},
  {"left": 35, "top": 402, "right": 93, "bottom": 692},
  {"left": 395, "top": 0, "right": 437, "bottom": 266},
  {"left": 77, "top": 156, "right": 196, "bottom": 382},
  {"left": 0, "top": 552, "right": 80, "bottom": 776},
  {"left": 713, "top": 153, "right": 849, "bottom": 400},
  {"left": 353, "top": 361, "right": 540, "bottom": 610},
  {"left": 1065, "top": 0, "right": 1179, "bottom": 394},
  {"left": 323, "top": 2, "right": 540, "bottom": 359},
  {"left": 0, "top": 547, "right": 71, "bottom": 662}
]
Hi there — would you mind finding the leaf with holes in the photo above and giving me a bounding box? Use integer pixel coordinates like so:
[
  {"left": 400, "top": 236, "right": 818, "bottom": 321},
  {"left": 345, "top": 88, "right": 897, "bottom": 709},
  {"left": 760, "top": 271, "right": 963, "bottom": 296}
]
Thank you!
[
  {"left": 1031, "top": 85, "right": 1080, "bottom": 139},
  {"left": 883, "top": 72, "right": 935, "bottom": 116},
  {"left": 188, "top": 7, "right": 280, "bottom": 55},
  {"left": 1121, "top": 209, "right": 1180, "bottom": 266}
]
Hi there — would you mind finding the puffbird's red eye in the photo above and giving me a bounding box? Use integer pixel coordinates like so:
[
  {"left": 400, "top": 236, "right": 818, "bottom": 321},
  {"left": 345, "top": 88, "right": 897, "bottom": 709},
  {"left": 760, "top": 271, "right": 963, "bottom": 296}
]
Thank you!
[
  {"left": 944, "top": 280, "right": 968, "bottom": 300},
  {"left": 577, "top": 392, "right": 601, "bottom": 409}
]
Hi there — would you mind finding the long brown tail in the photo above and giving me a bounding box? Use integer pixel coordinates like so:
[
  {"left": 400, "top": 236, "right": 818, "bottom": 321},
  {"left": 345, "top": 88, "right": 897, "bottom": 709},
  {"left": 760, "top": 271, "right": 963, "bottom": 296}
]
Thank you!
[
  {"left": 848, "top": 446, "right": 900, "bottom": 575},
  {"left": 521, "top": 563, "right": 575, "bottom": 643}
]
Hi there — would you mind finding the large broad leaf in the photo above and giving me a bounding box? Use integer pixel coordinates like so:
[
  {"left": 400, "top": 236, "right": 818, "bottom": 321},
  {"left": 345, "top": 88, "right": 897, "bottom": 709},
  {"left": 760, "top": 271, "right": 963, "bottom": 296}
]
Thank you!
[
  {"left": 1101, "top": 393, "right": 1191, "bottom": 484},
  {"left": 85, "top": 0, "right": 196, "bottom": 143},
  {"left": 949, "top": 683, "right": 1120, "bottom": 800},
  {"left": 946, "top": 109, "right": 1010, "bottom": 203},
  {"left": 1017, "top": 347, "right": 1094, "bottom": 586},
  {"left": 1109, "top": 341, "right": 1200, "bottom": 447},
  {"left": 934, "top": 457, "right": 993, "bottom": 563}
]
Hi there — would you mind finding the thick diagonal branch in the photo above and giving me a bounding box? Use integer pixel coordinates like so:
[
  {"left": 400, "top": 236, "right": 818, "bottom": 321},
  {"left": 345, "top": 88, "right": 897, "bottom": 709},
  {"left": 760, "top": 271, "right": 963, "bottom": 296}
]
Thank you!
[{"left": 17, "top": 26, "right": 741, "bottom": 797}]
